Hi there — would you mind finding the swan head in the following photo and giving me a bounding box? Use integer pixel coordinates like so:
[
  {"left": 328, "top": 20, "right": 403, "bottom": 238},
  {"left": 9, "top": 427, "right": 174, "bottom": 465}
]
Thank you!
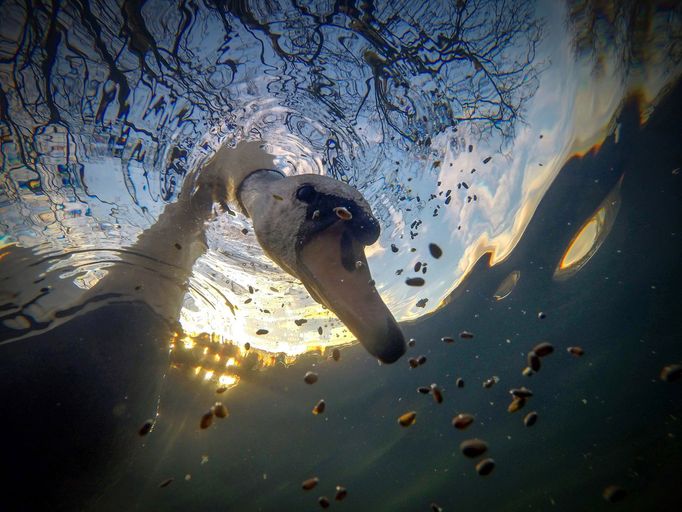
[{"left": 239, "top": 172, "right": 406, "bottom": 363}]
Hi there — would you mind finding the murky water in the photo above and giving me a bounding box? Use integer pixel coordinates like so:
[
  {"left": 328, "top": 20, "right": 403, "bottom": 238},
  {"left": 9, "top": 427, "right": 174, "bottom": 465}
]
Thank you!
[{"left": 1, "top": 1, "right": 682, "bottom": 511}]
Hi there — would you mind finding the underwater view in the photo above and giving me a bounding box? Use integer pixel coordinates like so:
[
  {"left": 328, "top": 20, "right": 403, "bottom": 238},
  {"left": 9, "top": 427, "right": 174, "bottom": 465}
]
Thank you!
[{"left": 1, "top": 0, "right": 682, "bottom": 510}]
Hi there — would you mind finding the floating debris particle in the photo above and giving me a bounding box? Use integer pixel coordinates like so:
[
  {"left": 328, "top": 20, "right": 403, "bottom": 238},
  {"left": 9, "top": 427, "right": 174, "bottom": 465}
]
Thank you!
[
  {"left": 212, "top": 402, "right": 228, "bottom": 419},
  {"left": 159, "top": 478, "right": 174, "bottom": 488},
  {"left": 483, "top": 156, "right": 492, "bottom": 164},
  {"left": 391, "top": 244, "right": 399, "bottom": 253},
  {"left": 441, "top": 336, "right": 455, "bottom": 343},
  {"left": 416, "top": 298, "right": 429, "bottom": 308},
  {"left": 398, "top": 411, "right": 417, "bottom": 427},
  {"left": 216, "top": 386, "right": 228, "bottom": 394},
  {"left": 527, "top": 351, "right": 541, "bottom": 372},
  {"left": 537, "top": 311, "right": 546, "bottom": 319},
  {"left": 510, "top": 387, "right": 533, "bottom": 398},
  {"left": 241, "top": 228, "right": 249, "bottom": 235},
  {"left": 452, "top": 413, "right": 474, "bottom": 430},
  {"left": 355, "top": 260, "right": 364, "bottom": 269},
  {"left": 318, "top": 326, "right": 323, "bottom": 335},
  {"left": 256, "top": 329, "right": 268, "bottom": 335},
  {"left": 417, "top": 386, "right": 431, "bottom": 394},
  {"left": 138, "top": 419, "right": 154, "bottom": 436},
  {"left": 335, "top": 486, "right": 347, "bottom": 501},
  {"left": 567, "top": 346, "right": 585, "bottom": 357},
  {"left": 524, "top": 411, "right": 538, "bottom": 427},
  {"left": 483, "top": 376, "right": 499, "bottom": 389},
  {"left": 334, "top": 206, "right": 353, "bottom": 220},
  {"left": 660, "top": 364, "right": 682, "bottom": 382},
  {"left": 406, "top": 277, "right": 425, "bottom": 287},
  {"left": 304, "top": 371, "right": 319, "bottom": 385},
  {"left": 312, "top": 399, "right": 326, "bottom": 415},
  {"left": 272, "top": 194, "right": 284, "bottom": 201},
  {"left": 332, "top": 348, "right": 340, "bottom": 361},
  {"left": 602, "top": 485, "right": 627, "bottom": 503},
  {"left": 200, "top": 410, "right": 214, "bottom": 429},
  {"left": 456, "top": 378, "right": 465, "bottom": 388},
  {"left": 522, "top": 367, "right": 534, "bottom": 377},
  {"left": 302, "top": 477, "right": 319, "bottom": 490},
  {"left": 459, "top": 330, "right": 474, "bottom": 339},
  {"left": 508, "top": 396, "right": 527, "bottom": 413},
  {"left": 476, "top": 458, "right": 495, "bottom": 476},
  {"left": 294, "top": 319, "right": 308, "bottom": 326},
  {"left": 430, "top": 384, "right": 444, "bottom": 404},
  {"left": 428, "top": 243, "right": 443, "bottom": 259},
  {"left": 460, "top": 438, "right": 488, "bottom": 458},
  {"left": 533, "top": 342, "right": 554, "bottom": 357},
  {"left": 318, "top": 496, "right": 331, "bottom": 509},
  {"left": 408, "top": 338, "right": 416, "bottom": 347},
  {"left": 431, "top": 503, "right": 443, "bottom": 512},
  {"left": 185, "top": 474, "right": 191, "bottom": 481},
  {"left": 408, "top": 357, "right": 419, "bottom": 368},
  {"left": 174, "top": 243, "right": 182, "bottom": 250},
  {"left": 417, "top": 355, "right": 427, "bottom": 366},
  {"left": 312, "top": 210, "right": 320, "bottom": 220},
  {"left": 244, "top": 342, "right": 251, "bottom": 351}
]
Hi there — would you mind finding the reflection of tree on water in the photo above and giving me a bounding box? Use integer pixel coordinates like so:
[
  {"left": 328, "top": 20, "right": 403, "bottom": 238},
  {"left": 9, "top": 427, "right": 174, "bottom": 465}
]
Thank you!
[
  {"left": 567, "top": 0, "right": 682, "bottom": 75},
  {"left": 226, "top": 0, "right": 543, "bottom": 142},
  {"left": 1, "top": 0, "right": 544, "bottom": 184}
]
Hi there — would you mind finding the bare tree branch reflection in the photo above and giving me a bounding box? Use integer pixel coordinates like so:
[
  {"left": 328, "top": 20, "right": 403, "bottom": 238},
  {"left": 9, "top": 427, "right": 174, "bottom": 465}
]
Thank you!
[
  {"left": 0, "top": 0, "right": 544, "bottom": 224},
  {"left": 567, "top": 0, "right": 682, "bottom": 76}
]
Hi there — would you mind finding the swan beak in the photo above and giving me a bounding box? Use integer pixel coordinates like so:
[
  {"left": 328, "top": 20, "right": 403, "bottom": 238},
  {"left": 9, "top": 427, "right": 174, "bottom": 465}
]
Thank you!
[{"left": 297, "top": 222, "right": 406, "bottom": 363}]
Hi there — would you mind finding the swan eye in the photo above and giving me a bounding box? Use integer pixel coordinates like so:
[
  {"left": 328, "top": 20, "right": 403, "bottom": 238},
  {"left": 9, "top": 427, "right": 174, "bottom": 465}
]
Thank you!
[{"left": 296, "top": 185, "right": 317, "bottom": 203}]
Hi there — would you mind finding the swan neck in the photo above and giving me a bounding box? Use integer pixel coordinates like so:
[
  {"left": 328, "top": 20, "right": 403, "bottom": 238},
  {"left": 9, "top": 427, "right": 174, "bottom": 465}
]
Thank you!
[{"left": 238, "top": 170, "right": 285, "bottom": 218}]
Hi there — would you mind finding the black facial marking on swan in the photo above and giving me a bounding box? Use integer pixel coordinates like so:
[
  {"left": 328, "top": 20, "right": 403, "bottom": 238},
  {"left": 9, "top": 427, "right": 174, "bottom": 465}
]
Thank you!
[
  {"left": 340, "top": 230, "right": 356, "bottom": 272},
  {"left": 296, "top": 184, "right": 317, "bottom": 203}
]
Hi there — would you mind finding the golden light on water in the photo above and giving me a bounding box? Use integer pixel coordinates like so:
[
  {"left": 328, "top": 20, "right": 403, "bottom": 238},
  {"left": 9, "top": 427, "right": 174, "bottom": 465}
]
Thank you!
[
  {"left": 559, "top": 211, "right": 604, "bottom": 270},
  {"left": 554, "top": 176, "right": 623, "bottom": 280},
  {"left": 169, "top": 329, "right": 327, "bottom": 391},
  {"left": 218, "top": 374, "right": 238, "bottom": 387}
]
